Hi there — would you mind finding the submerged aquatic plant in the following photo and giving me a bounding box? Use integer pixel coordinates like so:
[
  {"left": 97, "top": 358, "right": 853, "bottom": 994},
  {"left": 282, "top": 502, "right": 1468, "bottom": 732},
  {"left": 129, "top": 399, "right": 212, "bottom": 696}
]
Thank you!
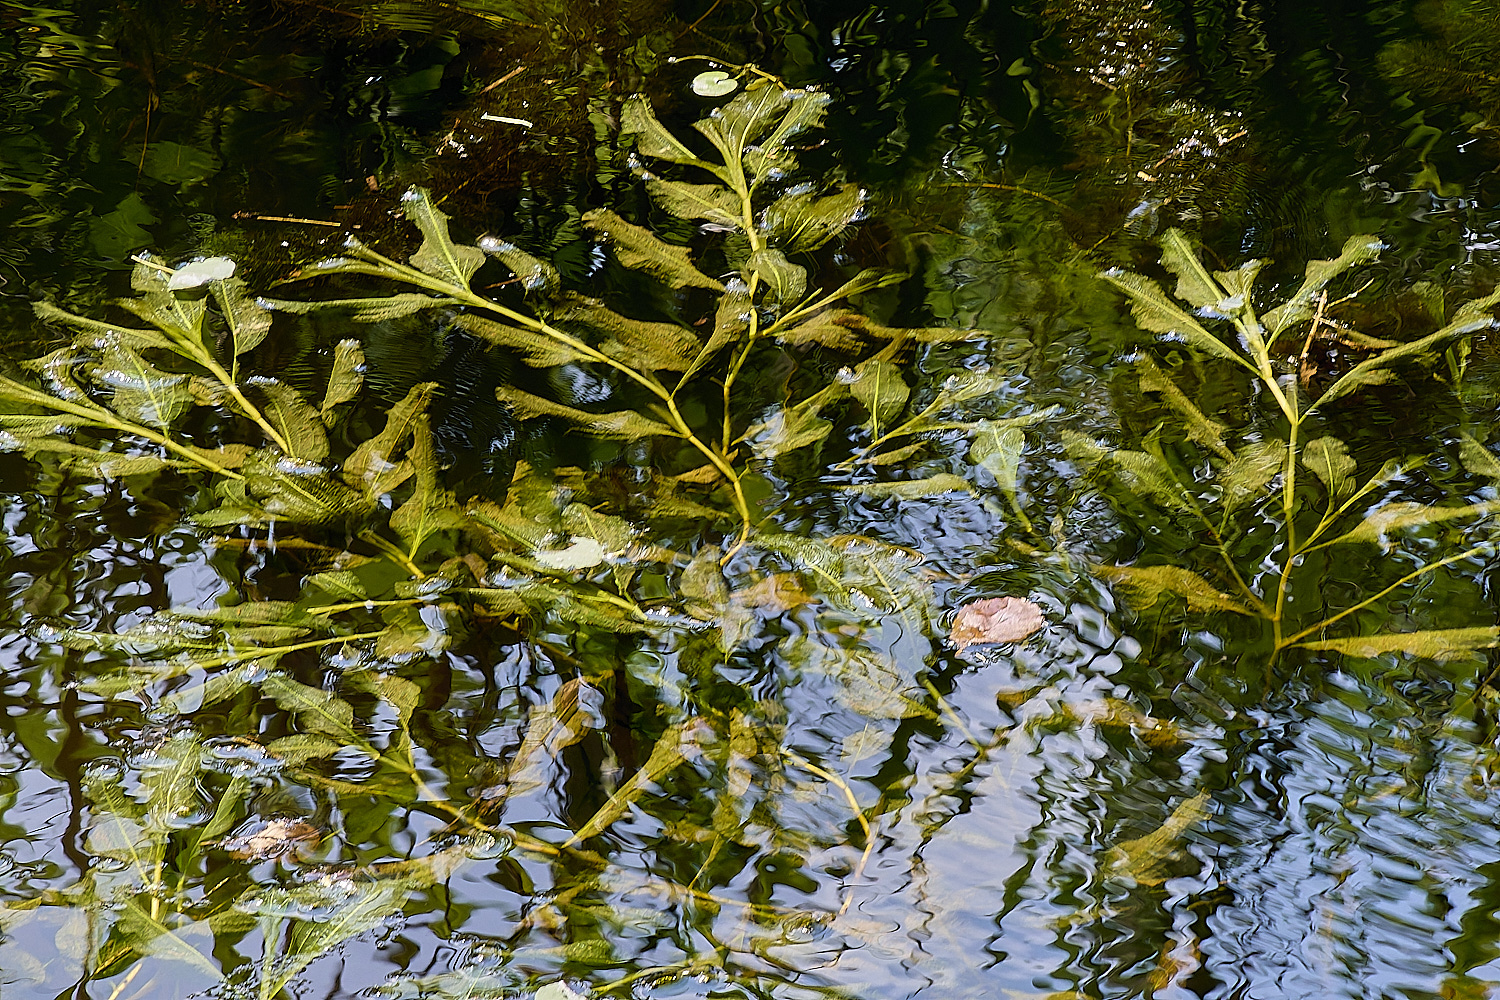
[
  {"left": 1076, "top": 228, "right": 1500, "bottom": 659},
  {"left": 0, "top": 79, "right": 1037, "bottom": 997}
]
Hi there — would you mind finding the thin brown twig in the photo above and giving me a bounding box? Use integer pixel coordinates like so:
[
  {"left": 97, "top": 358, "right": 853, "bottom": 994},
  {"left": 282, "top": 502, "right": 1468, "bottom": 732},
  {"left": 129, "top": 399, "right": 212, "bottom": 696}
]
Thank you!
[
  {"left": 478, "top": 65, "right": 526, "bottom": 96},
  {"left": 233, "top": 213, "right": 356, "bottom": 228},
  {"left": 938, "top": 181, "right": 1069, "bottom": 210},
  {"left": 675, "top": 0, "right": 722, "bottom": 42}
]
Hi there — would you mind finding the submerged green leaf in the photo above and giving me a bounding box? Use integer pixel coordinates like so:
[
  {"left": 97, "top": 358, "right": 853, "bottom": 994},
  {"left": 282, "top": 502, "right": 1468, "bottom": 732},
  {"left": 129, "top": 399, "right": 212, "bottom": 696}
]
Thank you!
[
  {"left": 248, "top": 379, "right": 329, "bottom": 461},
  {"left": 583, "top": 209, "right": 723, "bottom": 290},
  {"left": 496, "top": 386, "right": 677, "bottom": 440},
  {"left": 1101, "top": 269, "right": 1247, "bottom": 370},
  {"left": 645, "top": 178, "right": 741, "bottom": 229},
  {"left": 1332, "top": 499, "right": 1500, "bottom": 546},
  {"left": 1105, "top": 791, "right": 1212, "bottom": 886},
  {"left": 762, "top": 184, "right": 863, "bottom": 252},
  {"left": 1296, "top": 626, "right": 1500, "bottom": 660},
  {"left": 1092, "top": 564, "right": 1256, "bottom": 615},
  {"left": 839, "top": 474, "right": 974, "bottom": 499},
  {"left": 1263, "top": 234, "right": 1384, "bottom": 338},
  {"left": 622, "top": 95, "right": 717, "bottom": 171},
  {"left": 849, "top": 359, "right": 909, "bottom": 434},
  {"left": 320, "top": 339, "right": 365, "bottom": 420},
  {"left": 402, "top": 187, "right": 485, "bottom": 290},
  {"left": 1302, "top": 437, "right": 1356, "bottom": 500},
  {"left": 1312, "top": 286, "right": 1500, "bottom": 409},
  {"left": 1137, "top": 355, "right": 1232, "bottom": 459}
]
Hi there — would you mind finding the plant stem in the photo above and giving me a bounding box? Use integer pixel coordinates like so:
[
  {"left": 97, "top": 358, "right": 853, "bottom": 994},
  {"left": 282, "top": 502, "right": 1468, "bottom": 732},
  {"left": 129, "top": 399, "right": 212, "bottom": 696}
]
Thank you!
[{"left": 1279, "top": 542, "right": 1494, "bottom": 648}]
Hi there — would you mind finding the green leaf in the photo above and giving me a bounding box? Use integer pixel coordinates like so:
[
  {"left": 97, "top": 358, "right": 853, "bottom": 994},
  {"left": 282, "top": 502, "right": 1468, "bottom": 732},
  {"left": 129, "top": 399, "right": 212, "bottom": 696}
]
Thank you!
[
  {"left": 344, "top": 383, "right": 435, "bottom": 498},
  {"left": 744, "top": 88, "right": 832, "bottom": 182},
  {"left": 565, "top": 723, "right": 701, "bottom": 845},
  {"left": 89, "top": 192, "right": 157, "bottom": 258},
  {"left": 1110, "top": 447, "right": 1201, "bottom": 516},
  {"left": 260, "top": 673, "right": 359, "bottom": 742},
  {"left": 695, "top": 85, "right": 791, "bottom": 164},
  {"left": 1213, "top": 258, "right": 1265, "bottom": 302},
  {"left": 455, "top": 314, "right": 588, "bottom": 368},
  {"left": 1312, "top": 286, "right": 1500, "bottom": 409},
  {"left": 321, "top": 339, "right": 365, "bottom": 420},
  {"left": 762, "top": 184, "right": 863, "bottom": 252},
  {"left": 744, "top": 403, "right": 835, "bottom": 459},
  {"left": 95, "top": 341, "right": 192, "bottom": 430},
  {"left": 557, "top": 297, "right": 703, "bottom": 372},
  {"left": 226, "top": 449, "right": 375, "bottom": 527},
  {"left": 246, "top": 876, "right": 425, "bottom": 998},
  {"left": 495, "top": 386, "right": 677, "bottom": 440},
  {"left": 1302, "top": 436, "right": 1356, "bottom": 500},
  {"left": 1137, "top": 354, "right": 1232, "bottom": 459},
  {"left": 1219, "top": 440, "right": 1285, "bottom": 515},
  {"left": 971, "top": 421, "right": 1028, "bottom": 525},
  {"left": 746, "top": 248, "right": 806, "bottom": 304},
  {"left": 262, "top": 293, "right": 462, "bottom": 323},
  {"left": 849, "top": 359, "right": 909, "bottom": 434},
  {"left": 1263, "top": 234, "right": 1384, "bottom": 338},
  {"left": 504, "top": 679, "right": 596, "bottom": 796},
  {"left": 1091, "top": 564, "right": 1255, "bottom": 615},
  {"left": 582, "top": 208, "right": 723, "bottom": 290},
  {"left": 390, "top": 410, "right": 466, "bottom": 557},
  {"left": 1101, "top": 269, "right": 1249, "bottom": 371},
  {"left": 645, "top": 178, "right": 741, "bottom": 229},
  {"left": 1105, "top": 791, "right": 1212, "bottom": 886},
  {"left": 839, "top": 474, "right": 974, "bottom": 499},
  {"left": 33, "top": 301, "right": 176, "bottom": 353},
  {"left": 401, "top": 187, "right": 485, "bottom": 290},
  {"left": 1460, "top": 434, "right": 1500, "bottom": 479},
  {"left": 775, "top": 310, "right": 867, "bottom": 351},
  {"left": 782, "top": 634, "right": 932, "bottom": 719},
  {"left": 1157, "top": 229, "right": 1226, "bottom": 311},
  {"left": 1294, "top": 627, "right": 1500, "bottom": 661},
  {"left": 139, "top": 140, "right": 220, "bottom": 188},
  {"left": 248, "top": 379, "right": 329, "bottom": 461},
  {"left": 212, "top": 277, "right": 273, "bottom": 358},
  {"left": 480, "top": 237, "right": 559, "bottom": 294},
  {"left": 116, "top": 901, "right": 221, "bottom": 979},
  {"left": 622, "top": 95, "right": 718, "bottom": 171},
  {"left": 1332, "top": 499, "right": 1500, "bottom": 546}
]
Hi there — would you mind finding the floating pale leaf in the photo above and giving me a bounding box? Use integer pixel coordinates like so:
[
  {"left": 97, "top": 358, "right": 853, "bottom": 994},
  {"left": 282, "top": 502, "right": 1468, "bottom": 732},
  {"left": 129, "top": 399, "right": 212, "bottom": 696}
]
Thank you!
[
  {"left": 950, "top": 596, "right": 1045, "bottom": 649},
  {"left": 691, "top": 70, "right": 739, "bottom": 97},
  {"left": 167, "top": 256, "right": 235, "bottom": 290}
]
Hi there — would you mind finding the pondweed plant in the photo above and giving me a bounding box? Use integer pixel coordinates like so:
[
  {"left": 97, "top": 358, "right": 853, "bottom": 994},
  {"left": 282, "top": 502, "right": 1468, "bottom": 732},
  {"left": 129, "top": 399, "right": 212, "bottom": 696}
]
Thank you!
[
  {"left": 0, "top": 80, "right": 1059, "bottom": 998},
  {"left": 1074, "top": 229, "right": 1500, "bottom": 660}
]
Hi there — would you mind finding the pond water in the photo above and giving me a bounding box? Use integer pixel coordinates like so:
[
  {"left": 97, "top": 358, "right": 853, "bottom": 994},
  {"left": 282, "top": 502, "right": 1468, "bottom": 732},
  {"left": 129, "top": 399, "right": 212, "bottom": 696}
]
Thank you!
[{"left": 4, "top": 2, "right": 1500, "bottom": 999}]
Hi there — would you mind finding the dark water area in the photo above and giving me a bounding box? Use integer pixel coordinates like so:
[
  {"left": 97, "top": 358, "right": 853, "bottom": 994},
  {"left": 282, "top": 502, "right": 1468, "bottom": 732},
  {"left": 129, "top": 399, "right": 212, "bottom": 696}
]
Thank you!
[{"left": 4, "top": 2, "right": 1500, "bottom": 999}]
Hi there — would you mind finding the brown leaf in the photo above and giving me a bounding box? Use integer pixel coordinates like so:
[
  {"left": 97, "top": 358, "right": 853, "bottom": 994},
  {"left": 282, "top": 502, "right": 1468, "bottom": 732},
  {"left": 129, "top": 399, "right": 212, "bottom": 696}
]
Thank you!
[
  {"left": 949, "top": 596, "right": 1044, "bottom": 649},
  {"left": 220, "top": 818, "right": 322, "bottom": 861}
]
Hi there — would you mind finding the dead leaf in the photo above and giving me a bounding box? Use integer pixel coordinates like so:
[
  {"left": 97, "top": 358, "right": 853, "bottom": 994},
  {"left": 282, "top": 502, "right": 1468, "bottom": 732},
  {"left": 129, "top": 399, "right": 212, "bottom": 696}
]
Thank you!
[
  {"left": 950, "top": 596, "right": 1044, "bottom": 649},
  {"left": 220, "top": 818, "right": 322, "bottom": 861}
]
